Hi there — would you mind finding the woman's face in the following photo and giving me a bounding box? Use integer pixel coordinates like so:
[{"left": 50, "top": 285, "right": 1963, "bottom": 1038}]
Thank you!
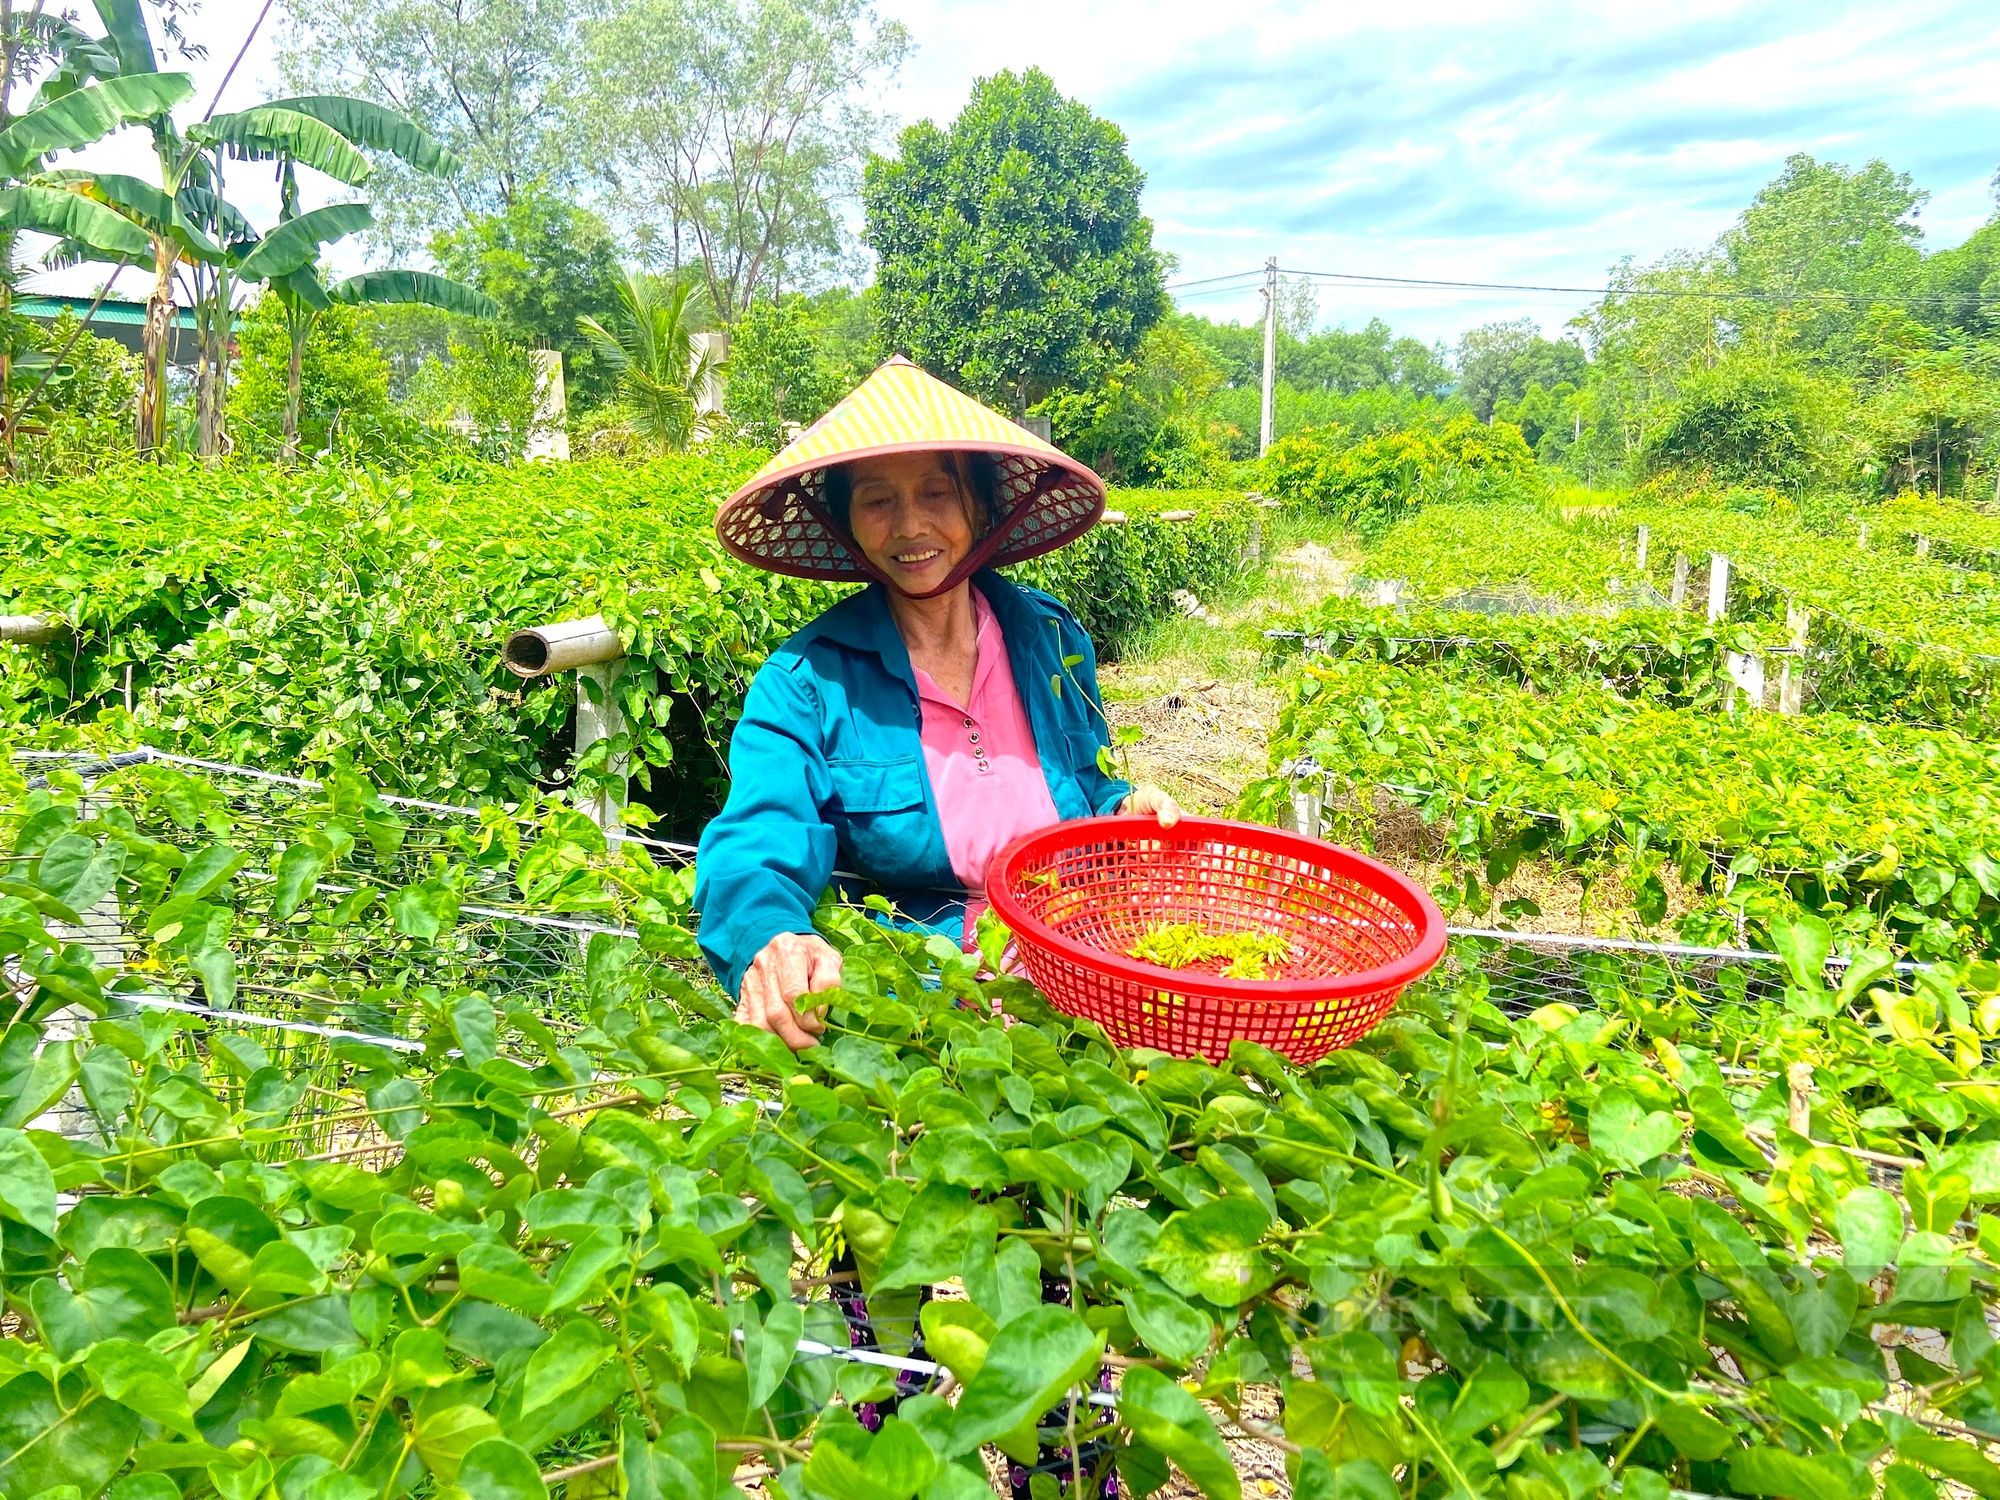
[{"left": 844, "top": 451, "right": 978, "bottom": 596}]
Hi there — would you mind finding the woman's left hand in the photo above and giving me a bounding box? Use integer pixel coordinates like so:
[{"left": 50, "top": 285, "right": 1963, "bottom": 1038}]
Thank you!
[{"left": 1122, "top": 784, "right": 1182, "bottom": 828}]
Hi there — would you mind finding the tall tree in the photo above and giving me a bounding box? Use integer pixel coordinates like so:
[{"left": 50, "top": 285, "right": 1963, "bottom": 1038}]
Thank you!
[
  {"left": 276, "top": 0, "right": 589, "bottom": 247},
  {"left": 864, "top": 67, "right": 1167, "bottom": 413},
  {"left": 1454, "top": 318, "right": 1587, "bottom": 422},
  {"left": 576, "top": 0, "right": 905, "bottom": 321},
  {"left": 1722, "top": 153, "right": 1927, "bottom": 368},
  {"left": 0, "top": 69, "right": 175, "bottom": 463},
  {"left": 56, "top": 86, "right": 459, "bottom": 456},
  {"left": 430, "top": 184, "right": 625, "bottom": 406}
]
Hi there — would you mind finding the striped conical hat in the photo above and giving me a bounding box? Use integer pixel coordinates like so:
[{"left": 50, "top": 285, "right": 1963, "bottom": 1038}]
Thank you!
[{"left": 716, "top": 356, "right": 1106, "bottom": 596}]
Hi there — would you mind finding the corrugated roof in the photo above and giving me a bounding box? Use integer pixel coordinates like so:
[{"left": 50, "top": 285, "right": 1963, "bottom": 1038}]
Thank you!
[{"left": 17, "top": 294, "right": 199, "bottom": 330}]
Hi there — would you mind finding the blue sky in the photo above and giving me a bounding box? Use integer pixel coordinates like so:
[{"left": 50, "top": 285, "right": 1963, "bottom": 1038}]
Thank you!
[
  {"left": 884, "top": 0, "right": 2000, "bottom": 346},
  {"left": 38, "top": 0, "right": 2000, "bottom": 353}
]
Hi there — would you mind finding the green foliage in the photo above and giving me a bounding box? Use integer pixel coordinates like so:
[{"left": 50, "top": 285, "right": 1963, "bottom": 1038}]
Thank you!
[
  {"left": 1260, "top": 416, "right": 1537, "bottom": 532},
  {"left": 1034, "top": 323, "right": 1230, "bottom": 487},
  {"left": 1242, "top": 653, "right": 2000, "bottom": 958},
  {"left": 1010, "top": 489, "right": 1250, "bottom": 652},
  {"left": 0, "top": 454, "right": 804, "bottom": 814},
  {"left": 1167, "top": 314, "right": 1458, "bottom": 463},
  {"left": 1175, "top": 312, "right": 1453, "bottom": 401},
  {"left": 0, "top": 460, "right": 1251, "bottom": 822},
  {"left": 278, "top": 0, "right": 590, "bottom": 245},
  {"left": 726, "top": 294, "right": 858, "bottom": 448},
  {"left": 1859, "top": 341, "right": 1999, "bottom": 497},
  {"left": 1272, "top": 598, "right": 1774, "bottom": 709},
  {"left": 1492, "top": 378, "right": 1585, "bottom": 459},
  {"left": 1880, "top": 493, "right": 2000, "bottom": 571},
  {"left": 1567, "top": 153, "right": 2000, "bottom": 496},
  {"left": 402, "top": 324, "right": 543, "bottom": 462},
  {"left": 1723, "top": 153, "right": 1926, "bottom": 369},
  {"left": 1602, "top": 501, "right": 2000, "bottom": 733},
  {"left": 576, "top": 269, "right": 719, "bottom": 453},
  {"left": 575, "top": 0, "right": 908, "bottom": 321},
  {"left": 10, "top": 311, "right": 140, "bottom": 479},
  {"left": 1359, "top": 496, "right": 1632, "bottom": 605},
  {"left": 232, "top": 290, "right": 391, "bottom": 454},
  {"left": 1645, "top": 350, "right": 1853, "bottom": 490},
  {"left": 431, "top": 186, "right": 628, "bottom": 408},
  {"left": 6, "top": 755, "right": 2000, "bottom": 1499},
  {"left": 865, "top": 67, "right": 1167, "bottom": 411},
  {"left": 1345, "top": 490, "right": 2000, "bottom": 737},
  {"left": 1454, "top": 318, "right": 1588, "bottom": 424}
]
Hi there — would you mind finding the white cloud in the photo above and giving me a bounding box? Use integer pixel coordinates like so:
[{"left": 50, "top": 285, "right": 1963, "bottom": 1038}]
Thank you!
[
  {"left": 875, "top": 0, "right": 1999, "bottom": 342},
  {"left": 26, "top": 0, "right": 1999, "bottom": 352}
]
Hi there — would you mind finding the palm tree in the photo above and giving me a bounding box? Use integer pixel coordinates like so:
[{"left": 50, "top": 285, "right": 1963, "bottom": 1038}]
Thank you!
[{"left": 577, "top": 269, "right": 722, "bottom": 453}]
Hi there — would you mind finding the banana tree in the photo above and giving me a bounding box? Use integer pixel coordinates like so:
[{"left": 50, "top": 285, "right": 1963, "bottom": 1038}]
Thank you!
[
  {"left": 0, "top": 67, "right": 194, "bottom": 457},
  {"left": 47, "top": 0, "right": 464, "bottom": 455}
]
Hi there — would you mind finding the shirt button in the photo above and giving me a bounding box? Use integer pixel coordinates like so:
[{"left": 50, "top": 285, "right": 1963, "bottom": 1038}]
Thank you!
[{"left": 969, "top": 731, "right": 981, "bottom": 743}]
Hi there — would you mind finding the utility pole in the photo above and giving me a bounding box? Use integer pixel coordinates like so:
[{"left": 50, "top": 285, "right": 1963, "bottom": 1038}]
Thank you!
[{"left": 1259, "top": 256, "right": 1278, "bottom": 456}]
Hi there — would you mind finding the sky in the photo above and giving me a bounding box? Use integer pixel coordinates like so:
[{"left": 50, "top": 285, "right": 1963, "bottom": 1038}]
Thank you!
[{"left": 31, "top": 0, "right": 2000, "bottom": 352}]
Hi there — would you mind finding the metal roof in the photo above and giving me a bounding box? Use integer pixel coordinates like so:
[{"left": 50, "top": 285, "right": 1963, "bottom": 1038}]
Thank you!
[{"left": 17, "top": 294, "right": 199, "bottom": 330}]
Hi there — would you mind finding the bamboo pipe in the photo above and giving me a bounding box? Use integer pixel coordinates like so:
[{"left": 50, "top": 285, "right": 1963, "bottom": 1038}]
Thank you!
[
  {"left": 0, "top": 615, "right": 61, "bottom": 645},
  {"left": 501, "top": 615, "right": 624, "bottom": 678}
]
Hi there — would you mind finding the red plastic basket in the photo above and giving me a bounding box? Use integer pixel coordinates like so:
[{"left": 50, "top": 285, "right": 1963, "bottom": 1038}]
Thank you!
[{"left": 985, "top": 815, "right": 1445, "bottom": 1064}]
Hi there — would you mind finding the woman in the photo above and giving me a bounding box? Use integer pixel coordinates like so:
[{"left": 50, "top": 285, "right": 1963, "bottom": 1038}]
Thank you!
[{"left": 697, "top": 356, "right": 1181, "bottom": 1045}]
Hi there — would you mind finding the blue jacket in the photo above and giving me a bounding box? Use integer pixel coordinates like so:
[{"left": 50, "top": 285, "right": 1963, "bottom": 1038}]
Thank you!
[{"left": 694, "top": 571, "right": 1131, "bottom": 996}]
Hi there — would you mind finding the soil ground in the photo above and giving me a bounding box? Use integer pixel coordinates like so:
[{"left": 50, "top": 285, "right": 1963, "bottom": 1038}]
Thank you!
[{"left": 1098, "top": 528, "right": 1708, "bottom": 944}]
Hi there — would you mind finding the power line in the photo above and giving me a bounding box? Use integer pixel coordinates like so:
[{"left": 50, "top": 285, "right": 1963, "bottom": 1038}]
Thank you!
[
  {"left": 1170, "top": 263, "right": 2000, "bottom": 308},
  {"left": 1162, "top": 269, "right": 1265, "bottom": 292}
]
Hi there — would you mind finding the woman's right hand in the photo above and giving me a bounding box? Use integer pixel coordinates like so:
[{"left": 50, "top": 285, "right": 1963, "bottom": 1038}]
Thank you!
[{"left": 736, "top": 932, "right": 841, "bottom": 1050}]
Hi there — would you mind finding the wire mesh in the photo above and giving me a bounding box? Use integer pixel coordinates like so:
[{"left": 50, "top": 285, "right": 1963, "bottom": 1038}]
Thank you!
[
  {"left": 4, "top": 747, "right": 1909, "bottom": 1431},
  {"left": 13, "top": 747, "right": 1836, "bottom": 1040}
]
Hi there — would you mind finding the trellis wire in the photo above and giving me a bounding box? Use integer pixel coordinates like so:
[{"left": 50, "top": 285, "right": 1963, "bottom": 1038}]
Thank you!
[
  {"left": 7, "top": 751, "right": 1931, "bottom": 1473},
  {"left": 11, "top": 747, "right": 1860, "bottom": 1055}
]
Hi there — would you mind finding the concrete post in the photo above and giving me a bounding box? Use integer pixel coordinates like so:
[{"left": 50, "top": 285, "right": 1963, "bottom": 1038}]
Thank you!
[
  {"left": 1375, "top": 578, "right": 1404, "bottom": 608},
  {"left": 1635, "top": 525, "right": 1649, "bottom": 572},
  {"left": 1670, "top": 554, "right": 1690, "bottom": 608},
  {"left": 525, "top": 349, "right": 570, "bottom": 461},
  {"left": 1778, "top": 607, "right": 1810, "bottom": 715},
  {"left": 575, "top": 661, "right": 628, "bottom": 844},
  {"left": 502, "top": 616, "right": 629, "bottom": 842},
  {"left": 1706, "top": 553, "right": 1730, "bottom": 624},
  {"left": 1723, "top": 650, "right": 1765, "bottom": 712},
  {"left": 694, "top": 331, "right": 729, "bottom": 421},
  {"left": 1289, "top": 784, "right": 1323, "bottom": 841}
]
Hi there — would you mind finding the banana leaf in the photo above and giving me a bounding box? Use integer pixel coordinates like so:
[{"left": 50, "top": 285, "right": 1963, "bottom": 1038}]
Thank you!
[
  {"left": 0, "top": 73, "right": 193, "bottom": 178},
  {"left": 259, "top": 96, "right": 461, "bottom": 179},
  {"left": 329, "top": 269, "right": 495, "bottom": 319},
  {"left": 0, "top": 185, "right": 150, "bottom": 259},
  {"left": 192, "top": 109, "right": 371, "bottom": 187},
  {"left": 88, "top": 0, "right": 156, "bottom": 78},
  {"left": 235, "top": 202, "right": 373, "bottom": 281}
]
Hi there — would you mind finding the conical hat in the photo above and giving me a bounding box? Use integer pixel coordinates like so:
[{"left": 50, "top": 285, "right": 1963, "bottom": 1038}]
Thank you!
[{"left": 716, "top": 356, "right": 1106, "bottom": 596}]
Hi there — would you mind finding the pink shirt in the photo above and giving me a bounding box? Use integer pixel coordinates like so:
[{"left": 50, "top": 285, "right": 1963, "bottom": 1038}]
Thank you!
[{"left": 912, "top": 590, "right": 1061, "bottom": 947}]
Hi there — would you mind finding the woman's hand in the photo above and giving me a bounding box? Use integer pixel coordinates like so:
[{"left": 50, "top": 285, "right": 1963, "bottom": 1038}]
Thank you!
[
  {"left": 1122, "top": 784, "right": 1183, "bottom": 828},
  {"left": 737, "top": 932, "right": 841, "bottom": 1050}
]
